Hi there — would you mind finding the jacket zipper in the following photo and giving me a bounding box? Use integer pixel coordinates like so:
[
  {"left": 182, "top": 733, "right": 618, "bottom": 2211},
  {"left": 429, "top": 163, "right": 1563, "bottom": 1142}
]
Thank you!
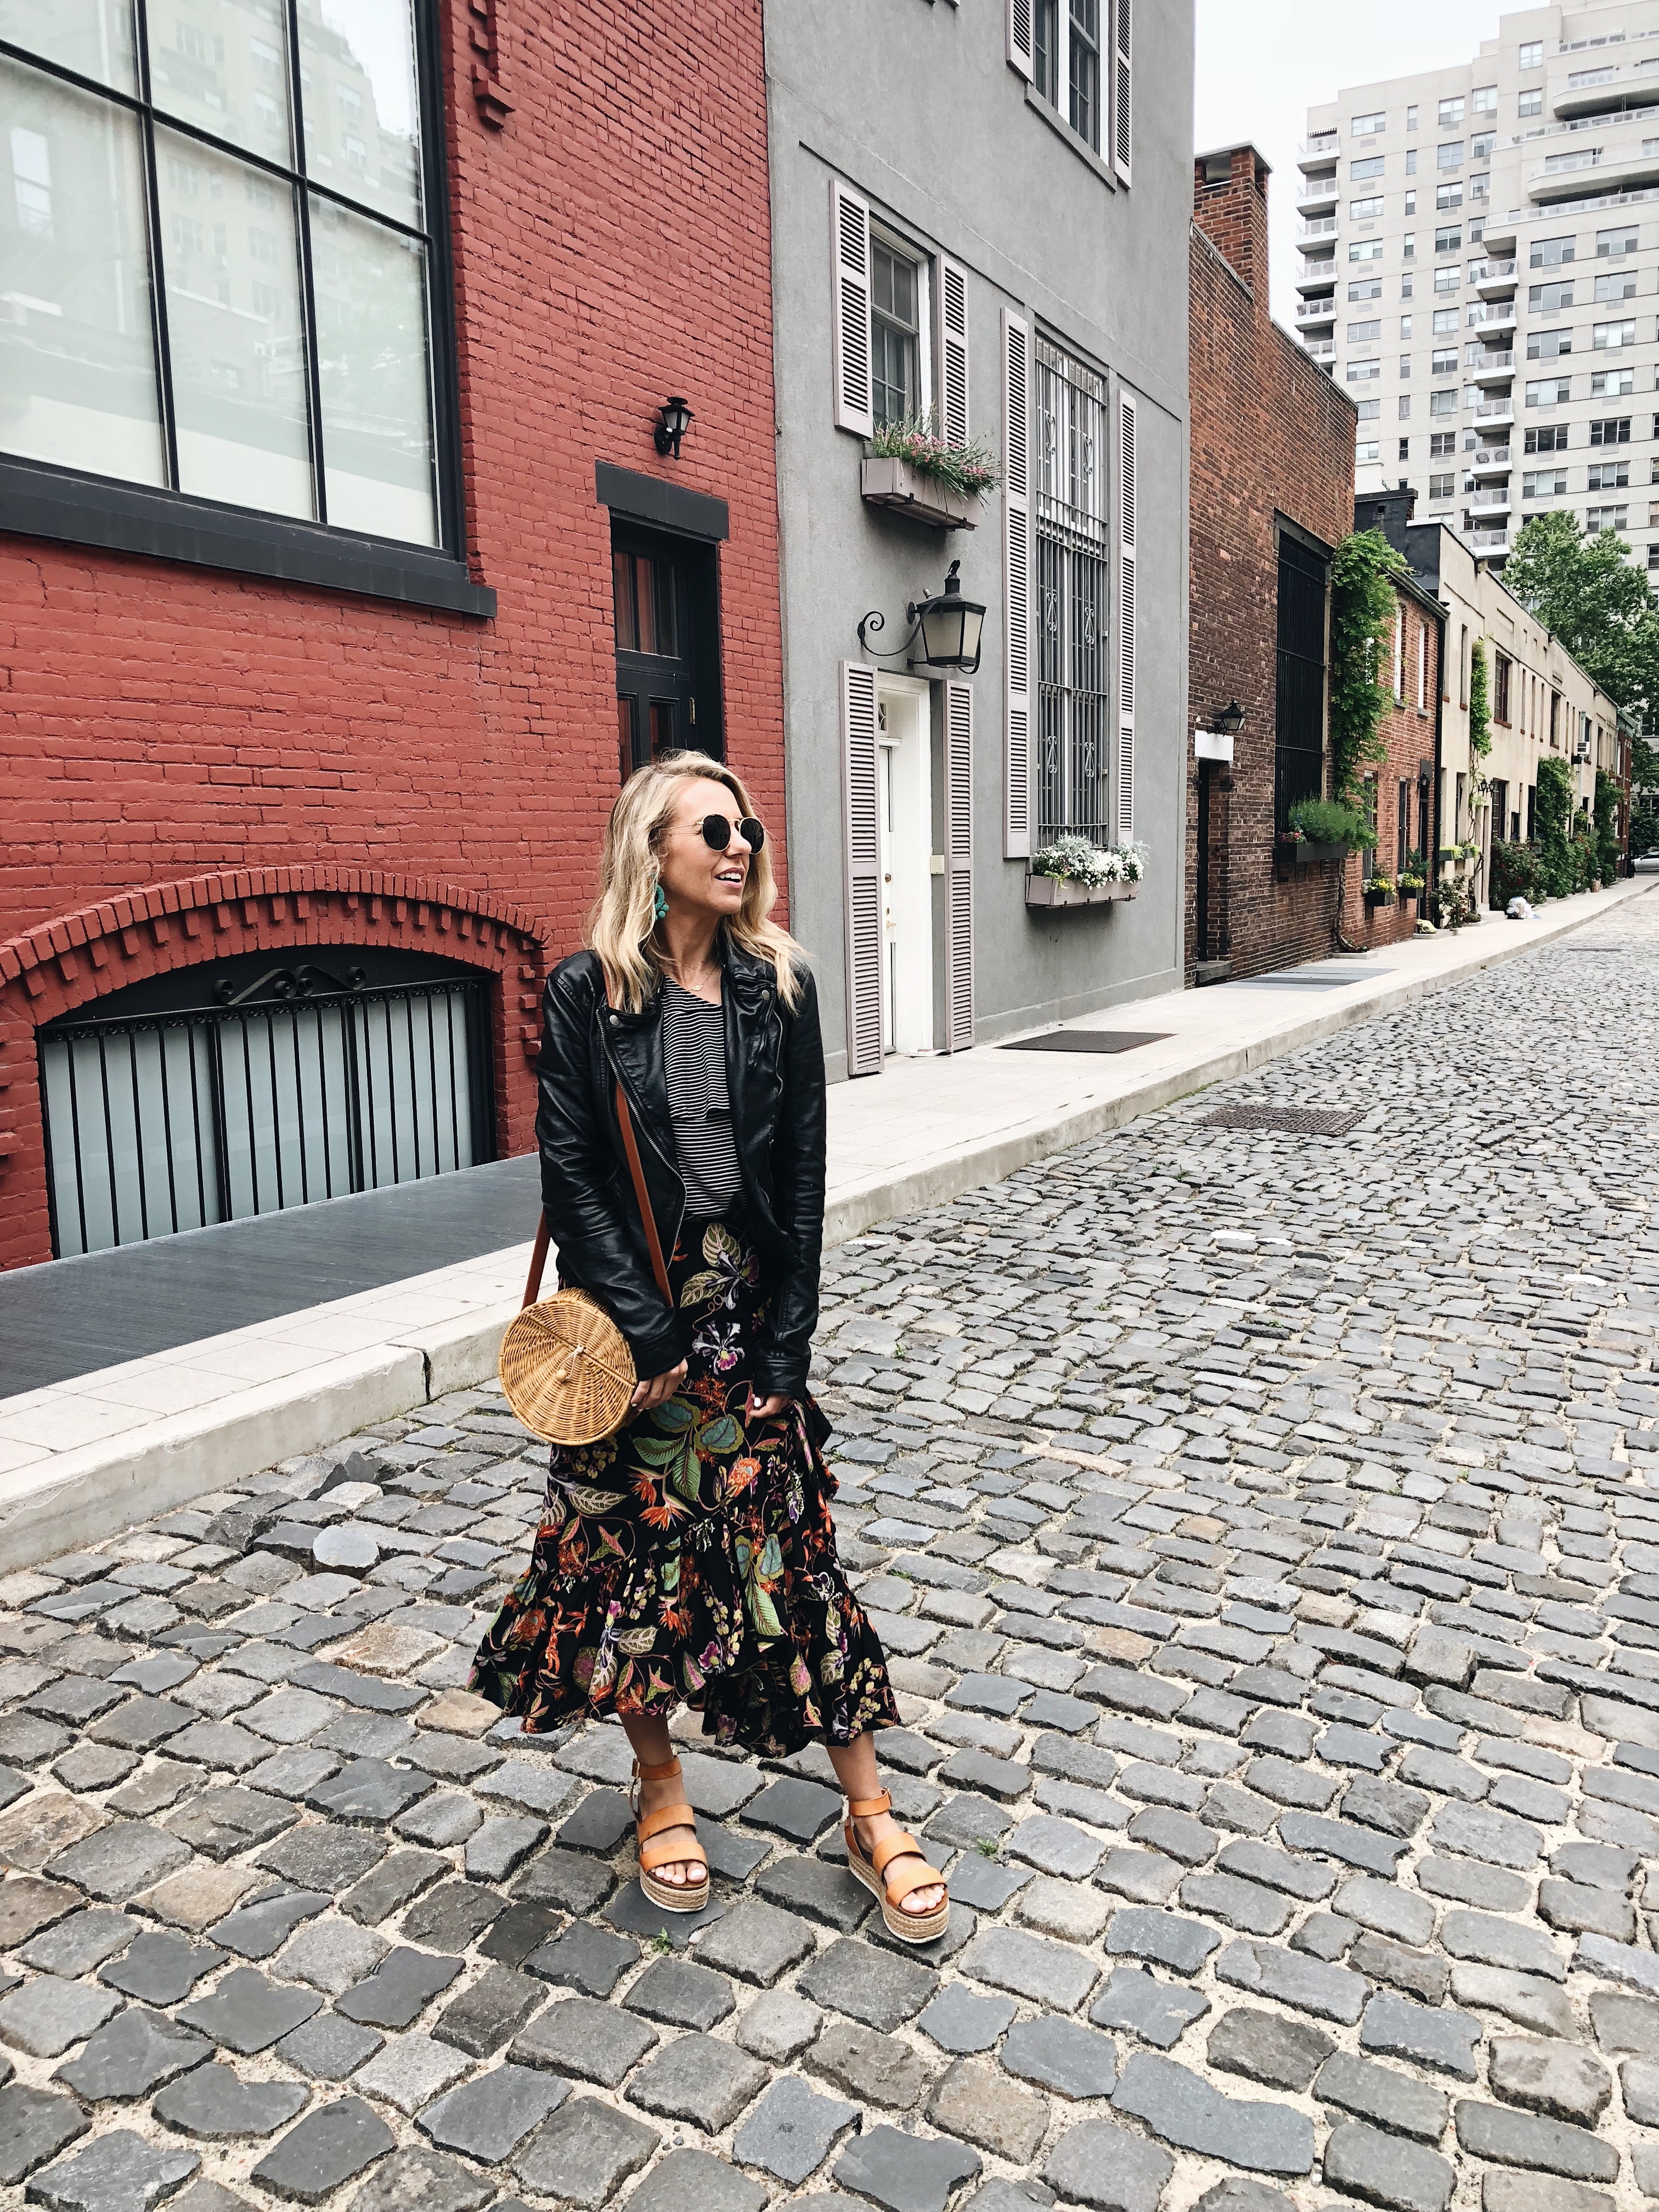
[{"left": 599, "top": 1019, "right": 687, "bottom": 1274}]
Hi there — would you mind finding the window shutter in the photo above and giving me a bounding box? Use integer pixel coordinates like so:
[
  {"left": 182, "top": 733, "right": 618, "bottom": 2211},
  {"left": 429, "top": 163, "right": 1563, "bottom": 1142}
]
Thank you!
[
  {"left": 1115, "top": 390, "right": 1136, "bottom": 842},
  {"left": 1393, "top": 607, "right": 1404, "bottom": 701},
  {"left": 1007, "top": 0, "right": 1034, "bottom": 81},
  {"left": 939, "top": 258, "right": 969, "bottom": 448},
  {"left": 1418, "top": 620, "right": 1429, "bottom": 710},
  {"left": 1002, "top": 308, "right": 1032, "bottom": 859},
  {"left": 840, "top": 661, "right": 883, "bottom": 1076},
  {"left": 945, "top": 680, "right": 974, "bottom": 1053},
  {"left": 1112, "top": 0, "right": 1131, "bottom": 185},
  {"left": 831, "top": 179, "right": 873, "bottom": 437}
]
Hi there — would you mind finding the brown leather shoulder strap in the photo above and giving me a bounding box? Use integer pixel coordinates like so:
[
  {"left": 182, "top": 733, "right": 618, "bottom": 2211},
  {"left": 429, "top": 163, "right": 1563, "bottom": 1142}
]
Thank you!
[
  {"left": 522, "top": 1211, "right": 551, "bottom": 1309},
  {"left": 615, "top": 1077, "right": 673, "bottom": 1304}
]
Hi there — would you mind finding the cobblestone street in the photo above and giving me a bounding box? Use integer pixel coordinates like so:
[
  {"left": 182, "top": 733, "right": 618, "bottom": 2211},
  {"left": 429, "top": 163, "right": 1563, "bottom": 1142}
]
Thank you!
[{"left": 4, "top": 893, "right": 1659, "bottom": 2212}]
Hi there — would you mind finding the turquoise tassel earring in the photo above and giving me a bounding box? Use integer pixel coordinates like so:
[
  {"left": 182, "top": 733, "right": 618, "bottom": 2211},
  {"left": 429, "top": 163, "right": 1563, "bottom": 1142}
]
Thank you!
[{"left": 653, "top": 883, "right": 669, "bottom": 922}]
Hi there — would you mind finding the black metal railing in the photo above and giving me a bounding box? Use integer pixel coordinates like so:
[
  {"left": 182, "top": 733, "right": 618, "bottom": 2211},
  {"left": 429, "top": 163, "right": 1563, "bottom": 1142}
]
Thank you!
[{"left": 38, "top": 968, "right": 494, "bottom": 1257}]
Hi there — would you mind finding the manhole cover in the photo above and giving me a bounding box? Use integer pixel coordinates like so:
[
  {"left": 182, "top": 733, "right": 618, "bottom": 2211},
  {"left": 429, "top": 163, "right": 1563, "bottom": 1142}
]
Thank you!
[
  {"left": 1001, "top": 1029, "right": 1172, "bottom": 1054},
  {"left": 1200, "top": 1105, "right": 1364, "bottom": 1136}
]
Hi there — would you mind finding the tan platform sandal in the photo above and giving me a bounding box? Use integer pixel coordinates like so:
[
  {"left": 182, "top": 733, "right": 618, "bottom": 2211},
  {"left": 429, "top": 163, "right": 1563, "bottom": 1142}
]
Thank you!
[
  {"left": 844, "top": 1788, "right": 950, "bottom": 1944},
  {"left": 630, "top": 1754, "right": 710, "bottom": 1913}
]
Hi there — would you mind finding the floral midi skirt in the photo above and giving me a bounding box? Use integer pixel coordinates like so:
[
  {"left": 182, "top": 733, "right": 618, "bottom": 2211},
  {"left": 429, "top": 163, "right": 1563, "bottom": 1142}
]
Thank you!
[{"left": 469, "top": 1214, "right": 898, "bottom": 1758}]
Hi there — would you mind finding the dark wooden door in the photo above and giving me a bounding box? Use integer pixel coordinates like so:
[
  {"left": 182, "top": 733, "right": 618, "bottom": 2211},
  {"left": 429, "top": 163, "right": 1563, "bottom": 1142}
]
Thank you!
[{"left": 612, "top": 531, "right": 698, "bottom": 778}]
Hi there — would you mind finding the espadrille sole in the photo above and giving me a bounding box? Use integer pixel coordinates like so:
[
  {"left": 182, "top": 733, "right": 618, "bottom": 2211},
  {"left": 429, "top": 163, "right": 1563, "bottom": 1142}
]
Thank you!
[{"left": 846, "top": 1841, "right": 950, "bottom": 1943}]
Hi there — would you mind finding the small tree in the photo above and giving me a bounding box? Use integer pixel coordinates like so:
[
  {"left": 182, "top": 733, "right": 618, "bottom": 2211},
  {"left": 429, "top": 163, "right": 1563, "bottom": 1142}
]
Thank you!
[
  {"left": 1329, "top": 530, "right": 1408, "bottom": 806},
  {"left": 1594, "top": 769, "right": 1621, "bottom": 882}
]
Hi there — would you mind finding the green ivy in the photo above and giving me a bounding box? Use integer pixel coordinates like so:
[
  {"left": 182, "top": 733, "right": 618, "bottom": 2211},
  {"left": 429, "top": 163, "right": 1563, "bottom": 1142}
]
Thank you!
[
  {"left": 1467, "top": 640, "right": 1492, "bottom": 763},
  {"left": 1535, "top": 755, "right": 1577, "bottom": 897},
  {"left": 1329, "top": 530, "right": 1408, "bottom": 806}
]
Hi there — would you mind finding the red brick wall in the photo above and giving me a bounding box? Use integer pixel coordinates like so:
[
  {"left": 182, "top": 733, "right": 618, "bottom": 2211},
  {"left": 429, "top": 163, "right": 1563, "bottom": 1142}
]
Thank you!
[
  {"left": 0, "top": 1, "right": 785, "bottom": 1271},
  {"left": 1187, "top": 147, "right": 1359, "bottom": 983}
]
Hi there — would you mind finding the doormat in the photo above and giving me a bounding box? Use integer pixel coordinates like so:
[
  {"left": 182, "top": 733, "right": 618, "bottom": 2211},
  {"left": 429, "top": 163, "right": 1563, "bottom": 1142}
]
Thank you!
[
  {"left": 1200, "top": 1105, "right": 1364, "bottom": 1136},
  {"left": 1000, "top": 1029, "right": 1173, "bottom": 1054}
]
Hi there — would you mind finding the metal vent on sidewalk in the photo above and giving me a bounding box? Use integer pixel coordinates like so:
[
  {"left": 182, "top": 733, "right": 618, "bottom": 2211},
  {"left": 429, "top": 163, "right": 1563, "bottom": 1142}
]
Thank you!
[
  {"left": 1200, "top": 1105, "right": 1364, "bottom": 1136},
  {"left": 1000, "top": 1030, "right": 1173, "bottom": 1054}
]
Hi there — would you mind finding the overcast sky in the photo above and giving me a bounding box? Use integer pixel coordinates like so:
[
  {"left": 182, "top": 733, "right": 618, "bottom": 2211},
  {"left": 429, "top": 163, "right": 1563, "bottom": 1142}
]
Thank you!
[{"left": 1194, "top": 1, "right": 1510, "bottom": 325}]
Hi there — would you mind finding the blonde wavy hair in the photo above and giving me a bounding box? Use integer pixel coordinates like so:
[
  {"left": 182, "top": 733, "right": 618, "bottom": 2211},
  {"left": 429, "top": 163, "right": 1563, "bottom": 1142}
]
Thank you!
[{"left": 589, "top": 752, "right": 805, "bottom": 1013}]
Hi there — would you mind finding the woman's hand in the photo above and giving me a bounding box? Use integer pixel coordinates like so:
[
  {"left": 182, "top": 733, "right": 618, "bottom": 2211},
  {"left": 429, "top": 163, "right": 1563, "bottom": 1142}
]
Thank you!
[
  {"left": 631, "top": 1360, "right": 687, "bottom": 1411},
  {"left": 749, "top": 1391, "right": 793, "bottom": 1421}
]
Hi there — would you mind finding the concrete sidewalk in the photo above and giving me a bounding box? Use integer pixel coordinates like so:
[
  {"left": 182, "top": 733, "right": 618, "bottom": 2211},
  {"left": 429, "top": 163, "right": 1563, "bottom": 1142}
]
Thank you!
[{"left": 2, "top": 877, "right": 1650, "bottom": 1569}]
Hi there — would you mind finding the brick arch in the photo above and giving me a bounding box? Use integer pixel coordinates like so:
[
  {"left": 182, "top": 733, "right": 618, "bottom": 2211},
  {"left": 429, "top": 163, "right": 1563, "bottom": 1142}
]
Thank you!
[{"left": 0, "top": 867, "right": 557, "bottom": 1272}]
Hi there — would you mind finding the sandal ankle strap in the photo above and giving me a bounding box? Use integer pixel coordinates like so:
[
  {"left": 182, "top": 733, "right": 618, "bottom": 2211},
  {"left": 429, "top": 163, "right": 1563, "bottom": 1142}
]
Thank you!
[
  {"left": 846, "top": 1790, "right": 893, "bottom": 1819},
  {"left": 632, "top": 1756, "right": 683, "bottom": 1781}
]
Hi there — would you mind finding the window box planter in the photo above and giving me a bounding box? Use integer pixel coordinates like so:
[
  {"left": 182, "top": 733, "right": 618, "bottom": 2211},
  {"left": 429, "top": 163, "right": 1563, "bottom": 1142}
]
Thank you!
[
  {"left": 1364, "top": 887, "right": 1396, "bottom": 908},
  {"left": 1276, "top": 839, "right": 1346, "bottom": 878},
  {"left": 1025, "top": 874, "right": 1137, "bottom": 907},
  {"left": 861, "top": 456, "right": 981, "bottom": 531}
]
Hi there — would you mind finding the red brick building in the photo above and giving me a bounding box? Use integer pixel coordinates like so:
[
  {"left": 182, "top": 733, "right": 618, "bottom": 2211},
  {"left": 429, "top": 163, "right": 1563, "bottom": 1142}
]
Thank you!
[
  {"left": 1353, "top": 569, "right": 1444, "bottom": 946},
  {"left": 0, "top": 1, "right": 785, "bottom": 1271},
  {"left": 1187, "top": 145, "right": 1361, "bottom": 984}
]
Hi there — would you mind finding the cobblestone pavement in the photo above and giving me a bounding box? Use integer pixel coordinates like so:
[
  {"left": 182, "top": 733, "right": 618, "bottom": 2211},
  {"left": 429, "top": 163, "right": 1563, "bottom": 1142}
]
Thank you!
[{"left": 4, "top": 895, "right": 1659, "bottom": 2212}]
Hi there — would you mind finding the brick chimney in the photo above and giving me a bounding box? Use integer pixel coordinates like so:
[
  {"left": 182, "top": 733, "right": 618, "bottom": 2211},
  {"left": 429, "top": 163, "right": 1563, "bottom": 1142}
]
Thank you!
[{"left": 1194, "top": 144, "right": 1270, "bottom": 309}]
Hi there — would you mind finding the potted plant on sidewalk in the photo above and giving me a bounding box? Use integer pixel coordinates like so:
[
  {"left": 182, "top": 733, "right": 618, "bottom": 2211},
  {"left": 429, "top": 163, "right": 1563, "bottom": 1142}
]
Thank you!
[
  {"left": 862, "top": 415, "right": 1000, "bottom": 531},
  {"left": 1026, "top": 834, "right": 1146, "bottom": 906}
]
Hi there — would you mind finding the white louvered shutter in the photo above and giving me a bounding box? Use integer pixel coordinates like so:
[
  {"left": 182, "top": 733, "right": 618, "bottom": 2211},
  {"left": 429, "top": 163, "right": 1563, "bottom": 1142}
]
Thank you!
[
  {"left": 1112, "top": 0, "right": 1132, "bottom": 185},
  {"left": 840, "top": 661, "right": 883, "bottom": 1076},
  {"left": 1393, "top": 606, "right": 1404, "bottom": 702},
  {"left": 945, "top": 680, "right": 974, "bottom": 1053},
  {"left": 1116, "top": 391, "right": 1136, "bottom": 842},
  {"left": 1007, "top": 0, "right": 1034, "bottom": 81},
  {"left": 939, "top": 258, "right": 969, "bottom": 448},
  {"left": 831, "top": 179, "right": 873, "bottom": 437},
  {"left": 1002, "top": 308, "right": 1032, "bottom": 859}
]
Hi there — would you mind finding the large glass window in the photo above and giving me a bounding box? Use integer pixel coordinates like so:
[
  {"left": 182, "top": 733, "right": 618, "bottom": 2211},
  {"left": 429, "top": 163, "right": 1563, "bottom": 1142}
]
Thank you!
[
  {"left": 1, "top": 0, "right": 442, "bottom": 544},
  {"left": 1034, "top": 336, "right": 1110, "bottom": 843},
  {"left": 1032, "top": 0, "right": 1102, "bottom": 154},
  {"left": 871, "top": 239, "right": 921, "bottom": 430}
]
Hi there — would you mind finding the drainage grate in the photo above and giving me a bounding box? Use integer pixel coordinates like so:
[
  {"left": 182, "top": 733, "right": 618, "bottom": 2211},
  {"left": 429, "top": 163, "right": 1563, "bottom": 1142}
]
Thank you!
[
  {"left": 1001, "top": 1030, "right": 1173, "bottom": 1054},
  {"left": 1200, "top": 1105, "right": 1365, "bottom": 1136}
]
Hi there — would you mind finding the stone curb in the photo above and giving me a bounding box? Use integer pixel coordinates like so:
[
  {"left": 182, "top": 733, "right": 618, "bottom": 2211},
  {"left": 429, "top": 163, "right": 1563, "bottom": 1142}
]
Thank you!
[{"left": 1, "top": 877, "right": 1650, "bottom": 1570}]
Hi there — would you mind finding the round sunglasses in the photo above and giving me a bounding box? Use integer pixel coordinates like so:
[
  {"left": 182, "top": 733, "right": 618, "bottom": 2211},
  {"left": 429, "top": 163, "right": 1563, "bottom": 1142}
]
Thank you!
[{"left": 697, "top": 812, "right": 765, "bottom": 855}]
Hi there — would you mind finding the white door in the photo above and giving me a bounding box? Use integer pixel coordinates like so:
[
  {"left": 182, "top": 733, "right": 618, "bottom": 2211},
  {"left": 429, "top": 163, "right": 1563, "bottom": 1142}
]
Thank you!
[{"left": 876, "top": 680, "right": 934, "bottom": 1055}]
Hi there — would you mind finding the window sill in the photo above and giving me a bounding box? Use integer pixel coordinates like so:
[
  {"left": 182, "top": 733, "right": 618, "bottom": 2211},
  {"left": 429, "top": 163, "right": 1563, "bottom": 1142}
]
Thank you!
[
  {"left": 0, "top": 456, "right": 496, "bottom": 618},
  {"left": 1022, "top": 80, "right": 1116, "bottom": 190}
]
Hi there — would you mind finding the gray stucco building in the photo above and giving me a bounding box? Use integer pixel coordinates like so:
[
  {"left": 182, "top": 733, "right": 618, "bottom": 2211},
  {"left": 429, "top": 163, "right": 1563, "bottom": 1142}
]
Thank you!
[{"left": 765, "top": 0, "right": 1193, "bottom": 1082}]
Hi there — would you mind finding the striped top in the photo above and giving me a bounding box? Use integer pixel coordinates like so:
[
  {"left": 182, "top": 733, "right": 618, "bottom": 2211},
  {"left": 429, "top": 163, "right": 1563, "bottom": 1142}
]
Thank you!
[{"left": 662, "top": 979, "right": 743, "bottom": 1220}]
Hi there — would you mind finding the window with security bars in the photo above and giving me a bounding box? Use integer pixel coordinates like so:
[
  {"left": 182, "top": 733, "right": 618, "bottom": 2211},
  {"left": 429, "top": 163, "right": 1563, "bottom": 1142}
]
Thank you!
[
  {"left": 1, "top": 0, "right": 449, "bottom": 545},
  {"left": 1033, "top": 335, "right": 1110, "bottom": 844}
]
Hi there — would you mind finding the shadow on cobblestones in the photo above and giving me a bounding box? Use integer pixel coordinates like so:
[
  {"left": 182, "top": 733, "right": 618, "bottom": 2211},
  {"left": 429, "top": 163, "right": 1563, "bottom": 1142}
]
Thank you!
[{"left": 2, "top": 901, "right": 1659, "bottom": 2212}]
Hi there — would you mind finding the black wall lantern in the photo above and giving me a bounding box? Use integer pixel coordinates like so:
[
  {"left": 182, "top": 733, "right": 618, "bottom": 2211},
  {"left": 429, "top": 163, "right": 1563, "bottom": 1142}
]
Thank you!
[
  {"left": 857, "top": 559, "right": 986, "bottom": 675},
  {"left": 654, "top": 397, "right": 694, "bottom": 459},
  {"left": 1214, "top": 699, "right": 1245, "bottom": 740}
]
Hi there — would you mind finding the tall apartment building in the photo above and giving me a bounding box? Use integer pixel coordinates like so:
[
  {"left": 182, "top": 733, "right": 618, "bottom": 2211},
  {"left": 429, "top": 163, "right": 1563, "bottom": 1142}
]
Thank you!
[{"left": 1303, "top": 0, "right": 1659, "bottom": 572}]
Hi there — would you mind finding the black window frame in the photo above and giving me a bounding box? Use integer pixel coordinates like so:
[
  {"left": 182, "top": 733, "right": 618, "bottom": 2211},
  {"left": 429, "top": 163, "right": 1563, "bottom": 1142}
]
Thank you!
[
  {"left": 0, "top": 0, "right": 490, "bottom": 617},
  {"left": 1273, "top": 520, "right": 1331, "bottom": 834}
]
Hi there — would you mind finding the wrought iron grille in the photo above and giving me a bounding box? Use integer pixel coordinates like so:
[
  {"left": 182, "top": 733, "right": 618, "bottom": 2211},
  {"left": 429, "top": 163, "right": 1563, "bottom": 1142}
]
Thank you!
[
  {"left": 38, "top": 966, "right": 494, "bottom": 1258},
  {"left": 1035, "top": 336, "right": 1111, "bottom": 844}
]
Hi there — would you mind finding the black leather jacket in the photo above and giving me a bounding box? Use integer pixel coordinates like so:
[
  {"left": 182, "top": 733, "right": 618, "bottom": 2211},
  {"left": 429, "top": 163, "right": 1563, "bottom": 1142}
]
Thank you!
[{"left": 534, "top": 938, "right": 827, "bottom": 1397}]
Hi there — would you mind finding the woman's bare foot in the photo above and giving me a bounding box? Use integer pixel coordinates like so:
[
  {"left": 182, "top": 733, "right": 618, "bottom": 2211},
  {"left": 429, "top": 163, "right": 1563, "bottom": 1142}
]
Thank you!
[
  {"left": 851, "top": 1805, "right": 946, "bottom": 1917},
  {"left": 634, "top": 1760, "right": 703, "bottom": 1890}
]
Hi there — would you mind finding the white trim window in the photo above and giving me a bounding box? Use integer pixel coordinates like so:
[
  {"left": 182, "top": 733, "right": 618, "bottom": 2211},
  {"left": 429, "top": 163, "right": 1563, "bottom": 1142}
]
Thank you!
[
  {"left": 1031, "top": 0, "right": 1126, "bottom": 173},
  {"left": 1033, "top": 333, "right": 1112, "bottom": 842}
]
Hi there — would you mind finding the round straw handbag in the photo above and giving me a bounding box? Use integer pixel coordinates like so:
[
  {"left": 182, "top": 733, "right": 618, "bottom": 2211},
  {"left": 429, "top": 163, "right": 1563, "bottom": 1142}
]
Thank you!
[
  {"left": 500, "top": 1287, "right": 635, "bottom": 1445},
  {"left": 498, "top": 1075, "right": 675, "bottom": 1447}
]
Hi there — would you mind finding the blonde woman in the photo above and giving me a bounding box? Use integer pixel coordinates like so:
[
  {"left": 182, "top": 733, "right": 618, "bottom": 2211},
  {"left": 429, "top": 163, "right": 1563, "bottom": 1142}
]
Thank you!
[{"left": 471, "top": 753, "right": 948, "bottom": 1941}]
